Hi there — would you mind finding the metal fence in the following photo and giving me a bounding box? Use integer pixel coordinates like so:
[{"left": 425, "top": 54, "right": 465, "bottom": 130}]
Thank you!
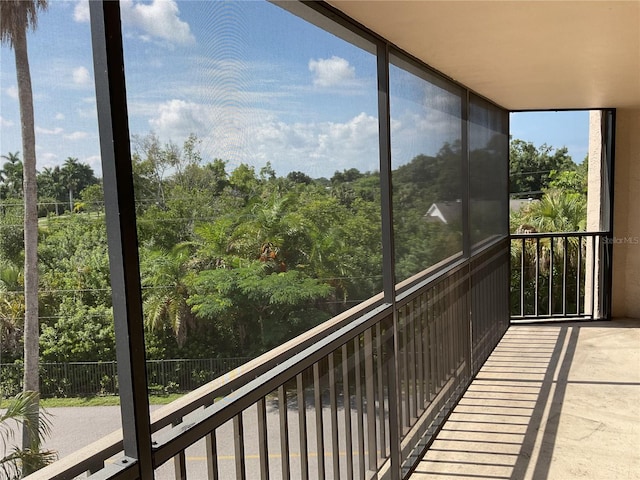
[
  {"left": 0, "top": 358, "right": 253, "bottom": 398},
  {"left": 510, "top": 232, "right": 610, "bottom": 321}
]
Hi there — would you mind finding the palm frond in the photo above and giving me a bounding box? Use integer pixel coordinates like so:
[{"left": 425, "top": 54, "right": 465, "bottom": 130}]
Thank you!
[{"left": 0, "top": 391, "right": 56, "bottom": 478}]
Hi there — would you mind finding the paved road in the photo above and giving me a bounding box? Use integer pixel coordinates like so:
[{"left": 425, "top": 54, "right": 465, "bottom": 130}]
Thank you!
[
  {"left": 36, "top": 399, "right": 369, "bottom": 479},
  {"left": 41, "top": 405, "right": 211, "bottom": 479}
]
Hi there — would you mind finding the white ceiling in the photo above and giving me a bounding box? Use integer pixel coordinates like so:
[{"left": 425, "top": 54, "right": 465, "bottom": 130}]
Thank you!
[{"left": 327, "top": 1, "right": 640, "bottom": 110}]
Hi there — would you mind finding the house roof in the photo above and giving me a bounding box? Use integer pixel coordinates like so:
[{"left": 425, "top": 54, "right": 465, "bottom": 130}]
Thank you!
[
  {"left": 425, "top": 201, "right": 462, "bottom": 224},
  {"left": 327, "top": 1, "right": 640, "bottom": 111}
]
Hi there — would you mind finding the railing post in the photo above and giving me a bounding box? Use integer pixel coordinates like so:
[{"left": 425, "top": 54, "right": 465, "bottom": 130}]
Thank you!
[
  {"left": 205, "top": 429, "right": 219, "bottom": 480},
  {"left": 549, "top": 237, "right": 554, "bottom": 315},
  {"left": 257, "top": 398, "right": 269, "bottom": 480},
  {"left": 277, "top": 386, "right": 290, "bottom": 480},
  {"left": 535, "top": 237, "right": 540, "bottom": 317},
  {"left": 312, "top": 363, "right": 325, "bottom": 479},
  {"left": 562, "top": 236, "right": 568, "bottom": 316},
  {"left": 520, "top": 237, "right": 525, "bottom": 317},
  {"left": 296, "top": 372, "right": 309, "bottom": 480},
  {"left": 233, "top": 414, "right": 246, "bottom": 480},
  {"left": 173, "top": 419, "right": 187, "bottom": 480}
]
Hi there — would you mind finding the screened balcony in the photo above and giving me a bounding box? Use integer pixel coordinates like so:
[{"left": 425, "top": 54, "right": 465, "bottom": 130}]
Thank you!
[{"left": 12, "top": 0, "right": 639, "bottom": 479}]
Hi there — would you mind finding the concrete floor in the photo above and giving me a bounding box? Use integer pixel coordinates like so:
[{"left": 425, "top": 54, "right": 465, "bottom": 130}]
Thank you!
[{"left": 410, "top": 319, "right": 640, "bottom": 480}]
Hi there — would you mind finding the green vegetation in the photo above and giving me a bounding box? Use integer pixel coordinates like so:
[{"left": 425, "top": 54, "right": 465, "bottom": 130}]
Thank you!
[
  {"left": 0, "top": 392, "right": 55, "bottom": 479},
  {"left": 0, "top": 135, "right": 579, "bottom": 396},
  {"left": 509, "top": 139, "right": 577, "bottom": 199},
  {"left": 510, "top": 139, "right": 587, "bottom": 232},
  {"left": 509, "top": 140, "right": 589, "bottom": 316},
  {"left": 0, "top": 131, "right": 470, "bottom": 377},
  {"left": 29, "top": 393, "right": 184, "bottom": 408}
]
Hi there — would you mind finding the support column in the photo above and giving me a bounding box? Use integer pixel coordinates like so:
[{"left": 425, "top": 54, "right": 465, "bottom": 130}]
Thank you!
[{"left": 585, "top": 111, "right": 603, "bottom": 317}]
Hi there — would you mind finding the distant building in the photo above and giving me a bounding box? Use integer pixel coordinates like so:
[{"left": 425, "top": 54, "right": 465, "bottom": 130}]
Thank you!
[
  {"left": 425, "top": 199, "right": 530, "bottom": 228},
  {"left": 424, "top": 200, "right": 462, "bottom": 224}
]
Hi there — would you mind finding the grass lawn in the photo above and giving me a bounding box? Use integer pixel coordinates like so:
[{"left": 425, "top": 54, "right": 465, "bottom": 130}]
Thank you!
[{"left": 1, "top": 393, "right": 184, "bottom": 408}]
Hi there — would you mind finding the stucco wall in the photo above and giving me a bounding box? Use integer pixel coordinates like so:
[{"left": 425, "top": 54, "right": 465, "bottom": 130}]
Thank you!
[{"left": 612, "top": 108, "right": 640, "bottom": 318}]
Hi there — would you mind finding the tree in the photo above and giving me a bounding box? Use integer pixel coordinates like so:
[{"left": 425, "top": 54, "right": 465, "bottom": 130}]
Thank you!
[
  {"left": 187, "top": 261, "right": 332, "bottom": 355},
  {"left": 0, "top": 152, "right": 23, "bottom": 199},
  {"left": 60, "top": 157, "right": 97, "bottom": 212},
  {"left": 39, "top": 300, "right": 114, "bottom": 363},
  {"left": 510, "top": 190, "right": 587, "bottom": 316},
  {"left": 0, "top": 263, "right": 24, "bottom": 365},
  {"left": 229, "top": 163, "right": 258, "bottom": 200},
  {"left": 78, "top": 183, "right": 104, "bottom": 213},
  {"left": 0, "top": 208, "right": 24, "bottom": 267},
  {"left": 331, "top": 168, "right": 364, "bottom": 185},
  {"left": 37, "top": 166, "right": 64, "bottom": 215},
  {"left": 509, "top": 139, "right": 575, "bottom": 198},
  {"left": 286, "top": 171, "right": 313, "bottom": 185},
  {"left": 259, "top": 162, "right": 276, "bottom": 182},
  {"left": 141, "top": 244, "right": 195, "bottom": 347},
  {"left": 548, "top": 157, "right": 588, "bottom": 196},
  {"left": 0, "top": 0, "right": 48, "bottom": 464},
  {"left": 132, "top": 133, "right": 179, "bottom": 209},
  {"left": 512, "top": 189, "right": 586, "bottom": 233}
]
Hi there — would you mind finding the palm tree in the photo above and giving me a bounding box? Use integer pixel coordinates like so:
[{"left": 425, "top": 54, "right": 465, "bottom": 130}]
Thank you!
[
  {"left": 510, "top": 189, "right": 588, "bottom": 315},
  {"left": 518, "top": 189, "right": 587, "bottom": 233},
  {"left": 0, "top": 0, "right": 48, "bottom": 466},
  {"left": 142, "top": 244, "right": 195, "bottom": 347},
  {"left": 37, "top": 166, "right": 64, "bottom": 215},
  {"left": 0, "top": 152, "right": 23, "bottom": 199},
  {"left": 60, "top": 158, "right": 81, "bottom": 212},
  {"left": 57, "top": 158, "right": 98, "bottom": 212}
]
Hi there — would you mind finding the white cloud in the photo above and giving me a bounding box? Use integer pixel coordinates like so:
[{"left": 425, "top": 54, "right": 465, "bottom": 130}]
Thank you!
[
  {"left": 0, "top": 116, "right": 14, "bottom": 127},
  {"left": 6, "top": 86, "right": 18, "bottom": 100},
  {"left": 35, "top": 127, "right": 64, "bottom": 135},
  {"left": 55, "top": 113, "right": 65, "bottom": 121},
  {"left": 77, "top": 102, "right": 97, "bottom": 119},
  {"left": 64, "top": 131, "right": 90, "bottom": 141},
  {"left": 143, "top": 98, "right": 380, "bottom": 177},
  {"left": 73, "top": 0, "right": 90, "bottom": 23},
  {"left": 309, "top": 56, "right": 356, "bottom": 88},
  {"left": 390, "top": 108, "right": 461, "bottom": 166},
  {"left": 84, "top": 155, "right": 102, "bottom": 174},
  {"left": 247, "top": 112, "right": 380, "bottom": 177},
  {"left": 72, "top": 66, "right": 92, "bottom": 87},
  {"left": 38, "top": 152, "right": 59, "bottom": 165},
  {"left": 120, "top": 0, "right": 195, "bottom": 46},
  {"left": 149, "top": 99, "right": 206, "bottom": 138}
]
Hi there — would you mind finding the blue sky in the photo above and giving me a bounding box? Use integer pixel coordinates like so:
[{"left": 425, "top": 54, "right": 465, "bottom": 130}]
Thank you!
[
  {"left": 511, "top": 110, "right": 589, "bottom": 164},
  {"left": 1, "top": 0, "right": 590, "bottom": 178}
]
